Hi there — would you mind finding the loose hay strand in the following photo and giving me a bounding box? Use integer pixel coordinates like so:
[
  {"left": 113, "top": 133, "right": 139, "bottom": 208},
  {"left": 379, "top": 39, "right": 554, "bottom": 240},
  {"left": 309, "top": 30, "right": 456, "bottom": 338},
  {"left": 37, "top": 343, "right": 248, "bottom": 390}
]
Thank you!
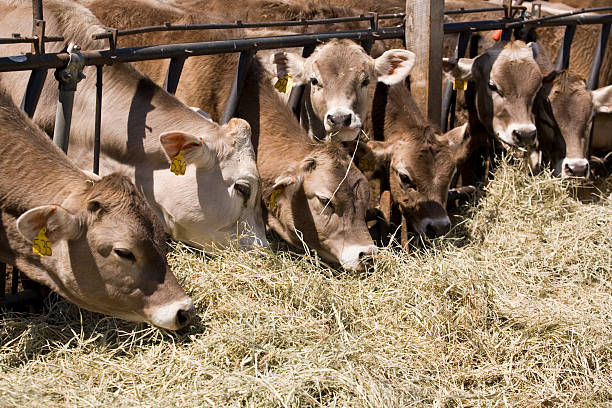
[{"left": 1, "top": 159, "right": 611, "bottom": 407}]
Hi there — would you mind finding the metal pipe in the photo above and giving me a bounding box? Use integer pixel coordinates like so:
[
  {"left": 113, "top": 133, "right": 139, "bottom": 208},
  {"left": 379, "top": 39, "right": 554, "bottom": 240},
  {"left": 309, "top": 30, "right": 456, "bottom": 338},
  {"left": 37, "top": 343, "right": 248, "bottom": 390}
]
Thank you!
[
  {"left": 555, "top": 25, "right": 576, "bottom": 70},
  {"left": 441, "top": 30, "right": 471, "bottom": 132},
  {"left": 20, "top": 68, "right": 47, "bottom": 117},
  {"left": 221, "top": 49, "right": 255, "bottom": 124},
  {"left": 506, "top": 6, "right": 612, "bottom": 28},
  {"left": 587, "top": 23, "right": 611, "bottom": 89},
  {"left": 163, "top": 56, "right": 186, "bottom": 95},
  {"left": 94, "top": 65, "right": 102, "bottom": 174},
  {"left": 287, "top": 44, "right": 316, "bottom": 117},
  {"left": 0, "top": 36, "right": 63, "bottom": 44},
  {"left": 52, "top": 86, "right": 75, "bottom": 152},
  {"left": 32, "top": 0, "right": 43, "bottom": 20},
  {"left": 444, "top": 6, "right": 506, "bottom": 15}
]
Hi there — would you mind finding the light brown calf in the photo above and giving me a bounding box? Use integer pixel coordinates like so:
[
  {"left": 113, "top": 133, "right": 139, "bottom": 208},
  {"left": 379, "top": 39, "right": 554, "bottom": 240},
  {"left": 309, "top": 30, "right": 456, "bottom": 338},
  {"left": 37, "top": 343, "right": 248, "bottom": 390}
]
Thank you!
[
  {"left": 84, "top": 0, "right": 377, "bottom": 270},
  {"left": 0, "top": 91, "right": 194, "bottom": 330}
]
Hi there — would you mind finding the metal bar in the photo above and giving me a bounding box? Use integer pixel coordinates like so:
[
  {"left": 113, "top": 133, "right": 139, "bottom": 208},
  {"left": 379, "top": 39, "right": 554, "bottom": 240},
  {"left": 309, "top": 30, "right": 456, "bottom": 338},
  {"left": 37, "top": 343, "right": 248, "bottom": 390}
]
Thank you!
[
  {"left": 0, "top": 27, "right": 405, "bottom": 72},
  {"left": 20, "top": 68, "right": 47, "bottom": 117},
  {"left": 32, "top": 0, "right": 43, "bottom": 20},
  {"left": 221, "top": 49, "right": 255, "bottom": 125},
  {"left": 501, "top": 28, "right": 512, "bottom": 41},
  {"left": 163, "top": 56, "right": 186, "bottom": 95},
  {"left": 92, "top": 15, "right": 375, "bottom": 40},
  {"left": 287, "top": 44, "right": 316, "bottom": 117},
  {"left": 555, "top": 25, "right": 576, "bottom": 70},
  {"left": 506, "top": 6, "right": 612, "bottom": 28},
  {"left": 441, "top": 30, "right": 471, "bottom": 132},
  {"left": 0, "top": 36, "right": 63, "bottom": 45},
  {"left": 94, "top": 65, "right": 102, "bottom": 174},
  {"left": 587, "top": 23, "right": 611, "bottom": 89},
  {"left": 52, "top": 86, "right": 75, "bottom": 152},
  {"left": 444, "top": 6, "right": 506, "bottom": 15}
]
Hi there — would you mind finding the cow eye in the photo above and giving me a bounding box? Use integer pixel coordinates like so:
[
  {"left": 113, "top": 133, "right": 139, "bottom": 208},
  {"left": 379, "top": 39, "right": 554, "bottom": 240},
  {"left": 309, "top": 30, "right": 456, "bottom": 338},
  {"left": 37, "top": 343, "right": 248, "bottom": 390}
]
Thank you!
[
  {"left": 317, "top": 196, "right": 334, "bottom": 212},
  {"left": 234, "top": 182, "right": 251, "bottom": 201},
  {"left": 361, "top": 77, "right": 370, "bottom": 87},
  {"left": 311, "top": 77, "right": 320, "bottom": 87},
  {"left": 398, "top": 172, "right": 414, "bottom": 187},
  {"left": 488, "top": 82, "right": 499, "bottom": 93},
  {"left": 114, "top": 248, "right": 136, "bottom": 262}
]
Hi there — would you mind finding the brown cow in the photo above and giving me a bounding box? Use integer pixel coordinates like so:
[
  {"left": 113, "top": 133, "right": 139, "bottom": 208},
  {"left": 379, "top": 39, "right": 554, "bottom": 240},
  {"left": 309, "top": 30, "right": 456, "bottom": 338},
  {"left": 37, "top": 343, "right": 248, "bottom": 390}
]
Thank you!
[
  {"left": 0, "top": 90, "right": 194, "bottom": 330},
  {"left": 354, "top": 83, "right": 469, "bottom": 241},
  {"left": 535, "top": 70, "right": 612, "bottom": 177},
  {"left": 83, "top": 0, "right": 378, "bottom": 270}
]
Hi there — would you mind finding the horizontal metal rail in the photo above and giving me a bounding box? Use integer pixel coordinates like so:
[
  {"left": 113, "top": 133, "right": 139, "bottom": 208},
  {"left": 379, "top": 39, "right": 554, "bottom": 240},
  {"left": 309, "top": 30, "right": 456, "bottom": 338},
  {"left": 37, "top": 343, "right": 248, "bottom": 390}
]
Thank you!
[
  {"left": 506, "top": 6, "right": 612, "bottom": 28},
  {"left": 0, "top": 34, "right": 63, "bottom": 45},
  {"left": 444, "top": 6, "right": 506, "bottom": 16},
  {"left": 0, "top": 27, "right": 404, "bottom": 72}
]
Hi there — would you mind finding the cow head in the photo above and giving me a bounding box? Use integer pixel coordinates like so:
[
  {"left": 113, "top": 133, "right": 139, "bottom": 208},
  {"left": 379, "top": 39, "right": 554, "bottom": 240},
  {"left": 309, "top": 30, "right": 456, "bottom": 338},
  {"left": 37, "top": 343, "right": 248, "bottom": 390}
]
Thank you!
[
  {"left": 158, "top": 117, "right": 268, "bottom": 249},
  {"left": 535, "top": 70, "right": 612, "bottom": 178},
  {"left": 16, "top": 174, "right": 194, "bottom": 330},
  {"left": 353, "top": 123, "right": 468, "bottom": 238},
  {"left": 443, "top": 41, "right": 542, "bottom": 148},
  {"left": 273, "top": 40, "right": 415, "bottom": 142},
  {"left": 264, "top": 143, "right": 377, "bottom": 271}
]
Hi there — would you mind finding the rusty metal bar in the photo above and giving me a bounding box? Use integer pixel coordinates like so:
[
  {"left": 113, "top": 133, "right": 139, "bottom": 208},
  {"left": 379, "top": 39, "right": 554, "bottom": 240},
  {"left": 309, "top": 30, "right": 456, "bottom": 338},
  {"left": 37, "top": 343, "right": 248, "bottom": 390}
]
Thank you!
[
  {"left": 587, "top": 23, "right": 611, "bottom": 89},
  {"left": 163, "top": 56, "right": 186, "bottom": 95},
  {"left": 441, "top": 30, "right": 471, "bottom": 132},
  {"left": 555, "top": 25, "right": 576, "bottom": 70},
  {"left": 94, "top": 65, "right": 102, "bottom": 174},
  {"left": 221, "top": 49, "right": 255, "bottom": 125}
]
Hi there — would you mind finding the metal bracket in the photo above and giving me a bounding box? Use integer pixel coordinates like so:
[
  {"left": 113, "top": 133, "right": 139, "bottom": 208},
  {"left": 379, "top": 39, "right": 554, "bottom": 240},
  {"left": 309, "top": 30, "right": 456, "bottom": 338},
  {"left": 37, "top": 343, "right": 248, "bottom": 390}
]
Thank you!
[
  {"left": 54, "top": 42, "right": 86, "bottom": 91},
  {"left": 532, "top": 3, "right": 542, "bottom": 19},
  {"left": 32, "top": 19, "right": 45, "bottom": 54}
]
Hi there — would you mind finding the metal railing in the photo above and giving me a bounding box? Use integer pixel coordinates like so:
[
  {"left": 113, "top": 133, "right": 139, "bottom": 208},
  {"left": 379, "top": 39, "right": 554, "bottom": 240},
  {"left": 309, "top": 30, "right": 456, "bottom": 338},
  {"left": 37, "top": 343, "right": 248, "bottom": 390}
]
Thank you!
[{"left": 1, "top": 1, "right": 611, "bottom": 307}]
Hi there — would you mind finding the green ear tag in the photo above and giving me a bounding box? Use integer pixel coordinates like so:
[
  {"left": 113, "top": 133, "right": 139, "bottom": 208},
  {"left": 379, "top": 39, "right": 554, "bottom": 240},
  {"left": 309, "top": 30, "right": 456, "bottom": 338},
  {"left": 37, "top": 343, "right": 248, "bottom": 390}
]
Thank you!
[
  {"left": 33, "top": 227, "right": 52, "bottom": 257},
  {"left": 453, "top": 78, "right": 468, "bottom": 91},
  {"left": 170, "top": 150, "right": 187, "bottom": 176},
  {"left": 269, "top": 188, "right": 283, "bottom": 211},
  {"left": 358, "top": 156, "right": 376, "bottom": 173},
  {"left": 274, "top": 74, "right": 294, "bottom": 94}
]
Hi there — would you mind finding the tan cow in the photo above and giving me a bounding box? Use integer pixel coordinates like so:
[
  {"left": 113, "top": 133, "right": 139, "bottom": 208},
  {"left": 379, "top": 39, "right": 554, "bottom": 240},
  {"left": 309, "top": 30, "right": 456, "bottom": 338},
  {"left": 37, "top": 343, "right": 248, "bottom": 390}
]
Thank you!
[
  {"left": 535, "top": 70, "right": 612, "bottom": 178},
  {"left": 0, "top": 90, "right": 194, "bottom": 330},
  {"left": 272, "top": 40, "right": 416, "bottom": 142},
  {"left": 0, "top": 0, "right": 267, "bottom": 250},
  {"left": 353, "top": 84, "right": 468, "bottom": 242},
  {"left": 83, "top": 0, "right": 378, "bottom": 270}
]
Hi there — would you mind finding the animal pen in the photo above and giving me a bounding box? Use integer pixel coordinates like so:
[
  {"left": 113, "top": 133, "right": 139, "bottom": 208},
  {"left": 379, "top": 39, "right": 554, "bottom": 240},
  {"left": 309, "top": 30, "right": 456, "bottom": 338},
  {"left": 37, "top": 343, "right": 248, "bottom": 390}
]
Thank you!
[{"left": 1, "top": 0, "right": 611, "bottom": 307}]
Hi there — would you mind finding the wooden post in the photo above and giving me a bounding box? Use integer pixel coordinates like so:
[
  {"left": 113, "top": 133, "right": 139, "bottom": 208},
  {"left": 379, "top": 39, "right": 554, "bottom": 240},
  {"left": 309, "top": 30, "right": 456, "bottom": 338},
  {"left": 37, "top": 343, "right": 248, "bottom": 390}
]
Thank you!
[{"left": 405, "top": 0, "right": 444, "bottom": 124}]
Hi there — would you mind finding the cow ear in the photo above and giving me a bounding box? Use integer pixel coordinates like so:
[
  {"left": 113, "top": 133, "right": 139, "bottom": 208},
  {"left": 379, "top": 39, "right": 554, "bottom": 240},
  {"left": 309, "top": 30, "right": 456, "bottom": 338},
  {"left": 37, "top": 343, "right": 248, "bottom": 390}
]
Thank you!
[
  {"left": 441, "top": 123, "right": 469, "bottom": 157},
  {"left": 159, "top": 131, "right": 215, "bottom": 170},
  {"left": 17, "top": 205, "right": 82, "bottom": 244},
  {"left": 80, "top": 170, "right": 101, "bottom": 181},
  {"left": 442, "top": 58, "right": 474, "bottom": 80},
  {"left": 272, "top": 51, "right": 307, "bottom": 85},
  {"left": 374, "top": 49, "right": 416, "bottom": 85},
  {"left": 222, "top": 117, "right": 252, "bottom": 145},
  {"left": 591, "top": 85, "right": 612, "bottom": 113}
]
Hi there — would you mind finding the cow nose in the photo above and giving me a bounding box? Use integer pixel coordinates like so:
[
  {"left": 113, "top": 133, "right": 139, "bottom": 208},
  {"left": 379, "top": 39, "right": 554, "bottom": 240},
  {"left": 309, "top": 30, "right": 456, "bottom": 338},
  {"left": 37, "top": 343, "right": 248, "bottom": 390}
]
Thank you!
[
  {"left": 358, "top": 245, "right": 378, "bottom": 269},
  {"left": 564, "top": 160, "right": 589, "bottom": 178},
  {"left": 326, "top": 113, "right": 352, "bottom": 129},
  {"left": 423, "top": 217, "right": 451, "bottom": 238},
  {"left": 176, "top": 302, "right": 196, "bottom": 329},
  {"left": 512, "top": 128, "right": 537, "bottom": 146}
]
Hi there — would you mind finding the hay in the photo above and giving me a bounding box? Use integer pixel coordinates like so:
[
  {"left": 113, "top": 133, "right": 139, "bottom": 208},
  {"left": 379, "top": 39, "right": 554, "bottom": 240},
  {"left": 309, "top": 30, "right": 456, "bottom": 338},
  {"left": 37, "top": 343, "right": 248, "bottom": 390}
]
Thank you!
[{"left": 1, "top": 159, "right": 611, "bottom": 407}]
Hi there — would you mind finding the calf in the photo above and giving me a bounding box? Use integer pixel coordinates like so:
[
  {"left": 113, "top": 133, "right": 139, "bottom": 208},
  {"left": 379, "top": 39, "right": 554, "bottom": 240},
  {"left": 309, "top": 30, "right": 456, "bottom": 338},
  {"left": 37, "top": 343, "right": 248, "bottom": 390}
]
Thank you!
[
  {"left": 0, "top": 0, "right": 267, "bottom": 250},
  {"left": 83, "top": 0, "right": 378, "bottom": 270},
  {"left": 535, "top": 70, "right": 612, "bottom": 178},
  {"left": 272, "top": 40, "right": 416, "bottom": 142},
  {"left": 0, "top": 91, "right": 194, "bottom": 330}
]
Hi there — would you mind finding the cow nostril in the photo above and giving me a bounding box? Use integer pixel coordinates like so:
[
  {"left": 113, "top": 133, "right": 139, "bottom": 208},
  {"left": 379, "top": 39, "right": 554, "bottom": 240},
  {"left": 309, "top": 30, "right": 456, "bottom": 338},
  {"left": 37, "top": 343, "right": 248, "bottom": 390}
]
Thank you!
[
  {"left": 343, "top": 115, "right": 352, "bottom": 127},
  {"left": 328, "top": 113, "right": 352, "bottom": 128},
  {"left": 326, "top": 115, "right": 334, "bottom": 126},
  {"left": 565, "top": 163, "right": 574, "bottom": 175},
  {"left": 176, "top": 307, "right": 194, "bottom": 328},
  {"left": 513, "top": 129, "right": 536, "bottom": 145},
  {"left": 425, "top": 223, "right": 437, "bottom": 238}
]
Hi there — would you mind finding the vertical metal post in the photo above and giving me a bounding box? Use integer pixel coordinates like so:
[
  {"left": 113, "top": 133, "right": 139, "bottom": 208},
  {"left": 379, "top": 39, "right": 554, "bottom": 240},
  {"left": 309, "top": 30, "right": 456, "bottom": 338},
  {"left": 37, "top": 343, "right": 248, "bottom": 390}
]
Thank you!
[
  {"left": 94, "top": 65, "right": 103, "bottom": 174},
  {"left": 20, "top": 1, "right": 47, "bottom": 118},
  {"left": 52, "top": 43, "right": 85, "bottom": 153},
  {"left": 163, "top": 56, "right": 186, "bottom": 95},
  {"left": 288, "top": 44, "right": 316, "bottom": 117},
  {"left": 405, "top": 0, "right": 444, "bottom": 123},
  {"left": 555, "top": 25, "right": 576, "bottom": 71},
  {"left": 221, "top": 49, "right": 255, "bottom": 125},
  {"left": 441, "top": 30, "right": 471, "bottom": 131},
  {"left": 587, "top": 23, "right": 611, "bottom": 90},
  {"left": 11, "top": 267, "right": 18, "bottom": 294}
]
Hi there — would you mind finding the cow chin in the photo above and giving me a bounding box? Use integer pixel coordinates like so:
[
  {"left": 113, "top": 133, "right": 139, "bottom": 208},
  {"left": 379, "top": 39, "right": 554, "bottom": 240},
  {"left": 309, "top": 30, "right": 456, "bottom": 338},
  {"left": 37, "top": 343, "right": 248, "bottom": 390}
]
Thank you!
[{"left": 326, "top": 127, "right": 361, "bottom": 142}]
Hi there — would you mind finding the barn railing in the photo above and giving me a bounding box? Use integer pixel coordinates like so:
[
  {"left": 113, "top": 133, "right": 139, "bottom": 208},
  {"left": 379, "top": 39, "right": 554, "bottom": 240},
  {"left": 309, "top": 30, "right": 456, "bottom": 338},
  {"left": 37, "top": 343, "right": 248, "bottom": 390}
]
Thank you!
[{"left": 1, "top": 0, "right": 611, "bottom": 307}]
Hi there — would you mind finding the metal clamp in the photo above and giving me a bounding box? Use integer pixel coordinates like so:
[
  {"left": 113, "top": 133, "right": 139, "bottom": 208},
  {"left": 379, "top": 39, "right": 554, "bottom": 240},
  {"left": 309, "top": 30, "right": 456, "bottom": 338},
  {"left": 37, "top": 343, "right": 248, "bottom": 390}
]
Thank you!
[{"left": 54, "top": 42, "right": 86, "bottom": 91}]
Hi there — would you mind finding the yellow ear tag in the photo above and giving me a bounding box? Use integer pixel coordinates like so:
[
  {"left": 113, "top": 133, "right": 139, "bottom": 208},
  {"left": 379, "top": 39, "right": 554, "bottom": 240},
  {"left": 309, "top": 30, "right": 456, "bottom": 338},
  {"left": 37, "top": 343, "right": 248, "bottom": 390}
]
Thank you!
[
  {"left": 170, "top": 150, "right": 187, "bottom": 176},
  {"left": 33, "top": 227, "right": 52, "bottom": 257},
  {"left": 453, "top": 78, "right": 468, "bottom": 91},
  {"left": 269, "top": 188, "right": 282, "bottom": 211},
  {"left": 358, "top": 156, "right": 376, "bottom": 173},
  {"left": 274, "top": 73, "right": 294, "bottom": 94}
]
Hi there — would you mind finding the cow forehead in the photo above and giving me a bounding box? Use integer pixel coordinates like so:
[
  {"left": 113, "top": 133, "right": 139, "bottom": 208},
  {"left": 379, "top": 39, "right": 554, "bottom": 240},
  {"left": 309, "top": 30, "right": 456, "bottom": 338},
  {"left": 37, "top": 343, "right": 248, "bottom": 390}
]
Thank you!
[
  {"left": 488, "top": 48, "right": 541, "bottom": 92},
  {"left": 309, "top": 41, "right": 371, "bottom": 78}
]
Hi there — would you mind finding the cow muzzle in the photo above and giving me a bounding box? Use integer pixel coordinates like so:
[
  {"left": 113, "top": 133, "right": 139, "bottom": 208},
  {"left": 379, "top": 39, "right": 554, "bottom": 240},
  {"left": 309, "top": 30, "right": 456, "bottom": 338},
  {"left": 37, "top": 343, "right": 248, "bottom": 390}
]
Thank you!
[
  {"left": 418, "top": 216, "right": 452, "bottom": 238},
  {"left": 562, "top": 158, "right": 590, "bottom": 179},
  {"left": 339, "top": 244, "right": 378, "bottom": 271},
  {"left": 149, "top": 298, "right": 196, "bottom": 330},
  {"left": 498, "top": 123, "right": 537, "bottom": 147},
  {"left": 324, "top": 108, "right": 362, "bottom": 141}
]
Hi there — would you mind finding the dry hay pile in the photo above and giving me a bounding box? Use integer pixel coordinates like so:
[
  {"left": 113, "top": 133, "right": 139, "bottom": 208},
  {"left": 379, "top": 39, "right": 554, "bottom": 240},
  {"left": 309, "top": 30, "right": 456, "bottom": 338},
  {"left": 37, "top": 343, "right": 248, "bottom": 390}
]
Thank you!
[{"left": 1, "top": 160, "right": 611, "bottom": 407}]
